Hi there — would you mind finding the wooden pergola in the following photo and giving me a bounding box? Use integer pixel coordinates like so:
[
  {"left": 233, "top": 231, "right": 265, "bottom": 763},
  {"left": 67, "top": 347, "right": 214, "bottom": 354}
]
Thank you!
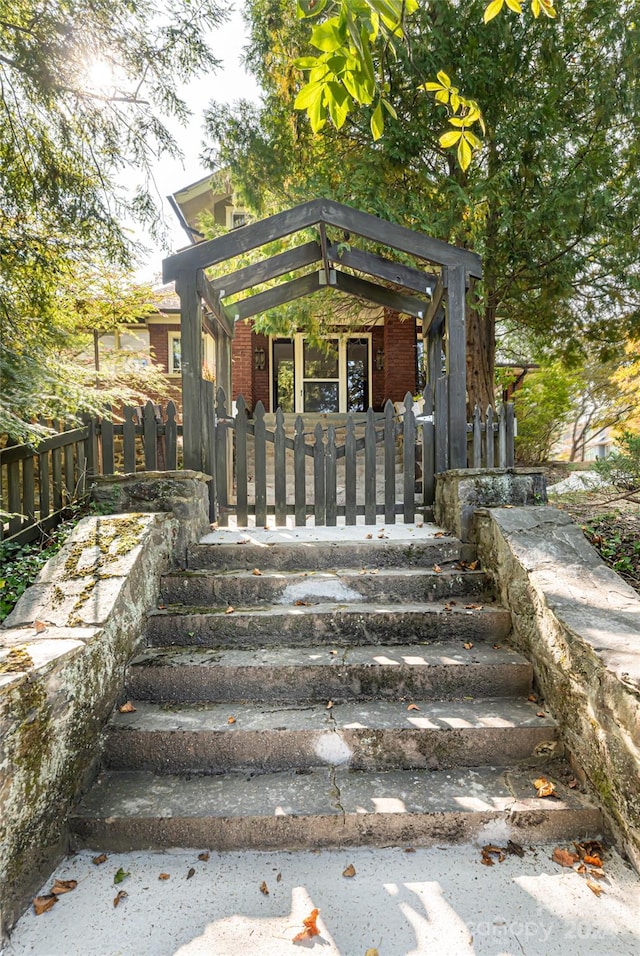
[{"left": 162, "top": 198, "right": 482, "bottom": 475}]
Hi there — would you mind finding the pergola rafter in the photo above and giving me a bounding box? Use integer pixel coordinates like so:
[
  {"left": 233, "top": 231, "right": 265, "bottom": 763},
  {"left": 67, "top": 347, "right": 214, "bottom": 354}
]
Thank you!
[{"left": 162, "top": 198, "right": 481, "bottom": 476}]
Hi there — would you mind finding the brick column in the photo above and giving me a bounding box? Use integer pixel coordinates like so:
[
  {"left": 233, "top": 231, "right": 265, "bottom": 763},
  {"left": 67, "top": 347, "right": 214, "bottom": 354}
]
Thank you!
[
  {"left": 232, "top": 320, "right": 253, "bottom": 408},
  {"left": 383, "top": 309, "right": 417, "bottom": 403}
]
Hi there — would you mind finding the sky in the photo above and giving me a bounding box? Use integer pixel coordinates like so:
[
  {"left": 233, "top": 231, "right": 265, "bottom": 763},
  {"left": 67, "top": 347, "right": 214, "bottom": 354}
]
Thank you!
[{"left": 132, "top": 7, "right": 261, "bottom": 284}]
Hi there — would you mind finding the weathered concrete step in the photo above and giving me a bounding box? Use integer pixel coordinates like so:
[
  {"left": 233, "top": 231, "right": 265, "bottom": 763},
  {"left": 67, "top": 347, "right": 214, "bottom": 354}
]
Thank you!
[
  {"left": 127, "top": 643, "right": 532, "bottom": 703},
  {"left": 105, "top": 698, "right": 560, "bottom": 773},
  {"left": 187, "top": 536, "right": 473, "bottom": 572},
  {"left": 145, "top": 602, "right": 513, "bottom": 648},
  {"left": 161, "top": 567, "right": 490, "bottom": 607},
  {"left": 71, "top": 764, "right": 602, "bottom": 852}
]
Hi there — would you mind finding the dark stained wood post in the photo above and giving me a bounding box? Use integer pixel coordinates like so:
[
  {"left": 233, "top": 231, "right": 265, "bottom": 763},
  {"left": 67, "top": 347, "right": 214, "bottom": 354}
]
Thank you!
[
  {"left": 175, "top": 270, "right": 203, "bottom": 471},
  {"left": 446, "top": 265, "right": 468, "bottom": 469}
]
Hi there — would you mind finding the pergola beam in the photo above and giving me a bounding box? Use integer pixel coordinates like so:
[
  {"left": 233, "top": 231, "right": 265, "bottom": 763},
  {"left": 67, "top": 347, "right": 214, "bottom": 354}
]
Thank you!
[
  {"left": 208, "top": 241, "right": 322, "bottom": 299},
  {"left": 196, "top": 270, "right": 234, "bottom": 338},
  {"left": 327, "top": 243, "right": 437, "bottom": 295},
  {"left": 331, "top": 270, "right": 430, "bottom": 319},
  {"left": 231, "top": 271, "right": 322, "bottom": 321}
]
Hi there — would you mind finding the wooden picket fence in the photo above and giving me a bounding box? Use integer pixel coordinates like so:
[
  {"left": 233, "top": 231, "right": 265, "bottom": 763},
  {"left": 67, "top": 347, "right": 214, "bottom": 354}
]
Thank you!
[{"left": 1, "top": 396, "right": 514, "bottom": 542}]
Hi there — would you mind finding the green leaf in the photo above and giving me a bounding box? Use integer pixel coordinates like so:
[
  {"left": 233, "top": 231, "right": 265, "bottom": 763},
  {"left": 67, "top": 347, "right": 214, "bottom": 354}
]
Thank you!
[
  {"left": 114, "top": 868, "right": 130, "bottom": 885},
  {"left": 371, "top": 101, "right": 384, "bottom": 140},
  {"left": 326, "top": 82, "right": 351, "bottom": 129},
  {"left": 296, "top": 0, "right": 328, "bottom": 18},
  {"left": 483, "top": 0, "right": 504, "bottom": 23},
  {"left": 294, "top": 82, "right": 325, "bottom": 110},
  {"left": 294, "top": 57, "right": 322, "bottom": 70},
  {"left": 381, "top": 98, "right": 398, "bottom": 119},
  {"left": 439, "top": 129, "right": 462, "bottom": 148},
  {"left": 309, "top": 92, "right": 328, "bottom": 133},
  {"left": 310, "top": 19, "right": 346, "bottom": 53}
]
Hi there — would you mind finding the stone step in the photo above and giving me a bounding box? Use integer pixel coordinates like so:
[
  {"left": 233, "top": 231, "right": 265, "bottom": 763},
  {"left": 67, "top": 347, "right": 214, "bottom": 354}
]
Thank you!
[
  {"left": 126, "top": 643, "right": 533, "bottom": 704},
  {"left": 104, "top": 698, "right": 559, "bottom": 774},
  {"left": 160, "top": 566, "right": 490, "bottom": 608},
  {"left": 70, "top": 764, "right": 602, "bottom": 852},
  {"left": 145, "top": 602, "right": 513, "bottom": 648},
  {"left": 187, "top": 536, "right": 474, "bottom": 572}
]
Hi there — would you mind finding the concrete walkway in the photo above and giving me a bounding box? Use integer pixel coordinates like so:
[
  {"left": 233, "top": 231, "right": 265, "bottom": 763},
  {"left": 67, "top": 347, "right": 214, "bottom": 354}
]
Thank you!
[{"left": 5, "top": 843, "right": 640, "bottom": 955}]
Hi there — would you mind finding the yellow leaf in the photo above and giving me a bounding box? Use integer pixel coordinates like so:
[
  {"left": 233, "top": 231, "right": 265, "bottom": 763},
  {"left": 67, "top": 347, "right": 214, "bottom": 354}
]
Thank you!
[
  {"left": 436, "top": 71, "right": 451, "bottom": 87},
  {"left": 423, "top": 81, "right": 444, "bottom": 92},
  {"left": 465, "top": 130, "right": 483, "bottom": 150},
  {"left": 439, "top": 129, "right": 462, "bottom": 148},
  {"left": 342, "top": 863, "right": 356, "bottom": 877},
  {"left": 505, "top": 0, "right": 522, "bottom": 10},
  {"left": 483, "top": 0, "right": 504, "bottom": 23},
  {"left": 435, "top": 89, "right": 450, "bottom": 104},
  {"left": 531, "top": 0, "right": 541, "bottom": 15},
  {"left": 458, "top": 136, "right": 472, "bottom": 170}
]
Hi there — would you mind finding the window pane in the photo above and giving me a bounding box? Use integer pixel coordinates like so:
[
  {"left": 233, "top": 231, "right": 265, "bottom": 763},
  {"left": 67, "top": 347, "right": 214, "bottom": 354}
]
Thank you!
[
  {"left": 347, "top": 339, "right": 369, "bottom": 412},
  {"left": 304, "top": 382, "right": 339, "bottom": 413},
  {"left": 273, "top": 339, "right": 295, "bottom": 412},
  {"left": 171, "top": 337, "right": 181, "bottom": 372},
  {"left": 304, "top": 340, "right": 338, "bottom": 379}
]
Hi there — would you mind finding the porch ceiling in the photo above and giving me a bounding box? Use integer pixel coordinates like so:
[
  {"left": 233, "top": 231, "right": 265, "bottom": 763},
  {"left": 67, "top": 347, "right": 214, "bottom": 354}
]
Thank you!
[{"left": 161, "top": 198, "right": 482, "bottom": 333}]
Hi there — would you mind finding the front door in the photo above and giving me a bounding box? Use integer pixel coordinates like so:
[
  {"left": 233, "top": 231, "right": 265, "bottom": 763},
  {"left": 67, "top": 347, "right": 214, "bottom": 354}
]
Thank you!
[{"left": 271, "top": 335, "right": 371, "bottom": 413}]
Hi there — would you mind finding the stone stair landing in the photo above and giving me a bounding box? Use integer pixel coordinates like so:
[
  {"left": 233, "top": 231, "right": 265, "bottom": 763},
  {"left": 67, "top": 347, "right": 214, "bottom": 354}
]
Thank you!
[{"left": 71, "top": 523, "right": 603, "bottom": 852}]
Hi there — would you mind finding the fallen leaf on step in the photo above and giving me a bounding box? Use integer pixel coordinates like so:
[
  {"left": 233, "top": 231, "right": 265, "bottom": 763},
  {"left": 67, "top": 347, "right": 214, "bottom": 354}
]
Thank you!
[
  {"left": 365, "top": 533, "right": 373, "bottom": 539},
  {"left": 536, "top": 711, "right": 546, "bottom": 718},
  {"left": 506, "top": 840, "right": 524, "bottom": 858},
  {"left": 187, "top": 867, "right": 195, "bottom": 880},
  {"left": 158, "top": 873, "right": 170, "bottom": 880},
  {"left": 342, "top": 863, "right": 356, "bottom": 877},
  {"left": 404, "top": 847, "right": 416, "bottom": 853},
  {"left": 434, "top": 532, "right": 445, "bottom": 538},
  {"left": 432, "top": 564, "right": 442, "bottom": 573},
  {"left": 294, "top": 600, "right": 311, "bottom": 606},
  {"left": 407, "top": 703, "right": 420, "bottom": 711},
  {"left": 252, "top": 568, "right": 262, "bottom": 576},
  {"left": 113, "top": 890, "right": 127, "bottom": 908},
  {"left": 577, "top": 863, "right": 586, "bottom": 874},
  {"left": 260, "top": 881, "right": 269, "bottom": 895},
  {"left": 293, "top": 907, "right": 320, "bottom": 942},
  {"left": 326, "top": 700, "right": 334, "bottom": 709},
  {"left": 588, "top": 868, "right": 606, "bottom": 880},
  {"left": 568, "top": 777, "right": 578, "bottom": 789},
  {"left": 463, "top": 642, "right": 474, "bottom": 650},
  {"left": 118, "top": 701, "right": 136, "bottom": 713},
  {"left": 467, "top": 560, "right": 480, "bottom": 570},
  {"left": 481, "top": 845, "right": 505, "bottom": 864},
  {"left": 502, "top": 504, "right": 514, "bottom": 509},
  {"left": 277, "top": 872, "right": 282, "bottom": 882},
  {"left": 329, "top": 650, "right": 338, "bottom": 656},
  {"left": 533, "top": 776, "right": 557, "bottom": 798},
  {"left": 552, "top": 847, "right": 579, "bottom": 868},
  {"left": 198, "top": 852, "right": 210, "bottom": 862},
  {"left": 377, "top": 533, "right": 387, "bottom": 539},
  {"left": 92, "top": 853, "right": 107, "bottom": 865},
  {"left": 575, "top": 839, "right": 604, "bottom": 859},
  {"left": 528, "top": 694, "right": 538, "bottom": 703},
  {"left": 364, "top": 950, "right": 379, "bottom": 956},
  {"left": 584, "top": 854, "right": 604, "bottom": 868},
  {"left": 587, "top": 879, "right": 604, "bottom": 897},
  {"left": 444, "top": 603, "right": 453, "bottom": 611},
  {"left": 34, "top": 619, "right": 47, "bottom": 633},
  {"left": 225, "top": 606, "right": 235, "bottom": 614},
  {"left": 464, "top": 603, "right": 483, "bottom": 610},
  {"left": 227, "top": 716, "right": 236, "bottom": 724},
  {"left": 33, "top": 895, "right": 58, "bottom": 915},
  {"left": 114, "top": 868, "right": 129, "bottom": 885},
  {"left": 51, "top": 879, "right": 77, "bottom": 895}
]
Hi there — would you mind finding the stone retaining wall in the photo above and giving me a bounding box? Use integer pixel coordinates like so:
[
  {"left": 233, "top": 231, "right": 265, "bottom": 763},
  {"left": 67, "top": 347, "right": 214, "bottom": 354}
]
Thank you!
[{"left": 475, "top": 506, "right": 640, "bottom": 870}]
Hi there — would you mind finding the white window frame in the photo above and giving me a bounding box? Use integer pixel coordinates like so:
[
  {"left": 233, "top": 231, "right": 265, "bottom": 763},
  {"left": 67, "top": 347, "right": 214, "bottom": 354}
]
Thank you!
[
  {"left": 168, "top": 331, "right": 215, "bottom": 377},
  {"left": 269, "top": 333, "right": 372, "bottom": 413}
]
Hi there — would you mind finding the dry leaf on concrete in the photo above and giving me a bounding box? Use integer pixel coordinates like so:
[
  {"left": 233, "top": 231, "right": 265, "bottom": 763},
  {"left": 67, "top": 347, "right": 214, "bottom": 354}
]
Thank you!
[
  {"left": 225, "top": 606, "right": 235, "bottom": 614},
  {"left": 113, "top": 890, "right": 128, "bottom": 908},
  {"left": 159, "top": 873, "right": 170, "bottom": 881},
  {"left": 92, "top": 853, "right": 108, "bottom": 865},
  {"left": 252, "top": 568, "right": 262, "bottom": 576},
  {"left": 293, "top": 907, "right": 320, "bottom": 942},
  {"left": 342, "top": 864, "right": 356, "bottom": 877},
  {"left": 552, "top": 847, "right": 579, "bottom": 868},
  {"left": 118, "top": 701, "right": 136, "bottom": 713},
  {"left": 260, "top": 881, "right": 269, "bottom": 895},
  {"left": 51, "top": 879, "right": 77, "bottom": 895},
  {"left": 33, "top": 895, "right": 58, "bottom": 915},
  {"left": 227, "top": 716, "right": 237, "bottom": 724},
  {"left": 587, "top": 879, "right": 604, "bottom": 897},
  {"left": 198, "top": 852, "right": 210, "bottom": 862},
  {"left": 533, "top": 776, "right": 557, "bottom": 798},
  {"left": 407, "top": 703, "right": 420, "bottom": 711}
]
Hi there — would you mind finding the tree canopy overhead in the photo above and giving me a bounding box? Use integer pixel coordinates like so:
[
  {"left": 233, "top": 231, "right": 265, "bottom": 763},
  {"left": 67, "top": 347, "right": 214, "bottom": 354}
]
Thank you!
[
  {"left": 204, "top": 0, "right": 640, "bottom": 408},
  {"left": 0, "top": 0, "right": 226, "bottom": 436}
]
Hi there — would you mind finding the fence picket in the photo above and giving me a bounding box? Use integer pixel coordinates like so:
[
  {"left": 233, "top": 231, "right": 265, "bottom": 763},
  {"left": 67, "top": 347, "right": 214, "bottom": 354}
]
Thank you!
[
  {"left": 485, "top": 406, "right": 494, "bottom": 468},
  {"left": 473, "top": 405, "right": 482, "bottom": 468},
  {"left": 506, "top": 402, "right": 515, "bottom": 467},
  {"left": 166, "top": 402, "right": 178, "bottom": 470},
  {"left": 38, "top": 451, "right": 50, "bottom": 520},
  {"left": 364, "top": 407, "right": 376, "bottom": 524},
  {"left": 144, "top": 401, "right": 158, "bottom": 470},
  {"left": 8, "top": 460, "right": 21, "bottom": 535},
  {"left": 254, "top": 401, "right": 267, "bottom": 527},
  {"left": 421, "top": 383, "right": 435, "bottom": 507},
  {"left": 384, "top": 400, "right": 396, "bottom": 523},
  {"left": 314, "top": 422, "right": 326, "bottom": 526},
  {"left": 435, "top": 377, "right": 449, "bottom": 473},
  {"left": 402, "top": 392, "right": 415, "bottom": 523},
  {"left": 123, "top": 407, "right": 137, "bottom": 474},
  {"left": 235, "top": 395, "right": 248, "bottom": 527},
  {"left": 63, "top": 428, "right": 75, "bottom": 500},
  {"left": 52, "top": 421, "right": 63, "bottom": 511},
  {"left": 345, "top": 416, "right": 356, "bottom": 525},
  {"left": 326, "top": 424, "right": 337, "bottom": 526},
  {"left": 101, "top": 417, "right": 115, "bottom": 475},
  {"left": 215, "top": 388, "right": 230, "bottom": 527},
  {"left": 498, "top": 403, "right": 507, "bottom": 467},
  {"left": 294, "top": 416, "right": 306, "bottom": 526},
  {"left": 274, "top": 407, "right": 287, "bottom": 526}
]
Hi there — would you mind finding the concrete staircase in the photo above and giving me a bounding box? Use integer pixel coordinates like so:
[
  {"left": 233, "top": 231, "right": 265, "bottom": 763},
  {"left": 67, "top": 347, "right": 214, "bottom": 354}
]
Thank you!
[{"left": 71, "top": 528, "right": 602, "bottom": 851}]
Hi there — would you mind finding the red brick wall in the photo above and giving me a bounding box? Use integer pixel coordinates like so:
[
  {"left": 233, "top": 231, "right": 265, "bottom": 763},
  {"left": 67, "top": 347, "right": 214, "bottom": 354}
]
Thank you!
[
  {"left": 232, "top": 321, "right": 253, "bottom": 406},
  {"left": 371, "top": 326, "right": 385, "bottom": 410},
  {"left": 383, "top": 310, "right": 417, "bottom": 403},
  {"left": 253, "top": 332, "right": 270, "bottom": 410},
  {"left": 148, "top": 323, "right": 180, "bottom": 373}
]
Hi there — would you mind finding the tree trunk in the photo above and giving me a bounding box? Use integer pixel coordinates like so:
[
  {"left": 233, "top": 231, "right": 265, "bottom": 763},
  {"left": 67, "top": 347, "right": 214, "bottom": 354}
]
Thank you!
[{"left": 466, "top": 291, "right": 496, "bottom": 412}]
